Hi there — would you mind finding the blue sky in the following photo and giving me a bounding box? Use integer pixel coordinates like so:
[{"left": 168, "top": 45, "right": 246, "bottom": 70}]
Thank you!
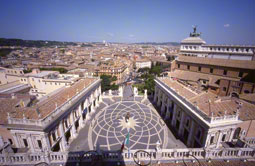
[{"left": 0, "top": 0, "right": 254, "bottom": 44}]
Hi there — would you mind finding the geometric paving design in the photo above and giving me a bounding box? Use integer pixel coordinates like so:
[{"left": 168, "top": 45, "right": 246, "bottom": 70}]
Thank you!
[{"left": 91, "top": 101, "right": 165, "bottom": 151}]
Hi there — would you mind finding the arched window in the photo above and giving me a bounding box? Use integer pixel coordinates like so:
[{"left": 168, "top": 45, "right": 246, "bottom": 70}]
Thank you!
[
  {"left": 196, "top": 129, "right": 201, "bottom": 139},
  {"left": 186, "top": 119, "right": 190, "bottom": 127},
  {"left": 233, "top": 127, "right": 241, "bottom": 139}
]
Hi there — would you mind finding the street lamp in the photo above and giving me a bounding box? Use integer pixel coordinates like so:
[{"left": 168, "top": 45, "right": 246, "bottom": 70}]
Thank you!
[{"left": 133, "top": 150, "right": 152, "bottom": 166}]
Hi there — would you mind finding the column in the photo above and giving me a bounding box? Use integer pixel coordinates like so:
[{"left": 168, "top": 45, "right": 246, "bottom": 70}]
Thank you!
[
  {"left": 99, "top": 94, "right": 102, "bottom": 102},
  {"left": 160, "top": 94, "right": 166, "bottom": 116},
  {"left": 12, "top": 133, "right": 20, "bottom": 148},
  {"left": 216, "top": 132, "right": 222, "bottom": 148},
  {"left": 157, "top": 90, "right": 162, "bottom": 106},
  {"left": 204, "top": 134, "right": 211, "bottom": 147},
  {"left": 95, "top": 95, "right": 99, "bottom": 107},
  {"left": 171, "top": 104, "right": 177, "bottom": 126},
  {"left": 178, "top": 111, "right": 185, "bottom": 136},
  {"left": 27, "top": 135, "right": 35, "bottom": 152},
  {"left": 187, "top": 120, "right": 195, "bottom": 147},
  {"left": 229, "top": 129, "right": 235, "bottom": 142},
  {"left": 78, "top": 104, "right": 84, "bottom": 128},
  {"left": 59, "top": 122, "right": 67, "bottom": 152},
  {"left": 43, "top": 134, "right": 51, "bottom": 151},
  {"left": 153, "top": 86, "right": 158, "bottom": 103},
  {"left": 164, "top": 100, "right": 170, "bottom": 120},
  {"left": 70, "top": 112, "right": 77, "bottom": 139}
]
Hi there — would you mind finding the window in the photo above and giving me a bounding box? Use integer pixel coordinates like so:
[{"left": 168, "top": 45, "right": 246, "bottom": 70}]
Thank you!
[
  {"left": 55, "top": 83, "right": 57, "bottom": 85},
  {"left": 210, "top": 136, "right": 214, "bottom": 145},
  {"left": 21, "top": 79, "right": 23, "bottom": 81},
  {"left": 196, "top": 130, "right": 201, "bottom": 139},
  {"left": 198, "top": 66, "right": 201, "bottom": 72},
  {"left": 222, "top": 134, "right": 226, "bottom": 142},
  {"left": 223, "top": 87, "right": 227, "bottom": 91},
  {"left": 177, "top": 111, "right": 181, "bottom": 117},
  {"left": 23, "top": 139, "right": 28, "bottom": 147},
  {"left": 52, "top": 132, "right": 56, "bottom": 141},
  {"left": 210, "top": 47, "right": 212, "bottom": 51},
  {"left": 186, "top": 119, "right": 190, "bottom": 126},
  {"left": 8, "top": 139, "right": 13, "bottom": 145},
  {"left": 246, "top": 48, "right": 249, "bottom": 52},
  {"left": 37, "top": 140, "right": 42, "bottom": 149},
  {"left": 226, "top": 48, "right": 229, "bottom": 51},
  {"left": 178, "top": 64, "right": 180, "bottom": 68},
  {"left": 223, "top": 70, "right": 227, "bottom": 75},
  {"left": 239, "top": 71, "right": 243, "bottom": 77},
  {"left": 244, "top": 90, "right": 250, "bottom": 94},
  {"left": 236, "top": 48, "right": 239, "bottom": 51},
  {"left": 210, "top": 68, "right": 213, "bottom": 73},
  {"left": 20, "top": 71, "right": 22, "bottom": 74},
  {"left": 32, "top": 78, "right": 34, "bottom": 81},
  {"left": 187, "top": 65, "right": 190, "bottom": 70},
  {"left": 218, "top": 48, "right": 220, "bottom": 51}
]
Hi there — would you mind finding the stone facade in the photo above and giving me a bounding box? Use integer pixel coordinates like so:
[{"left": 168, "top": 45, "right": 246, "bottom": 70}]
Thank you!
[
  {"left": 6, "top": 79, "right": 102, "bottom": 152},
  {"left": 154, "top": 77, "right": 240, "bottom": 148}
]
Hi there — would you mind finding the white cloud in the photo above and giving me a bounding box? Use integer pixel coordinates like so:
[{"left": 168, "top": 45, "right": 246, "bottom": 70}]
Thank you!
[
  {"left": 224, "top": 24, "right": 230, "bottom": 28},
  {"left": 107, "top": 33, "right": 114, "bottom": 37},
  {"left": 129, "top": 34, "right": 135, "bottom": 38}
]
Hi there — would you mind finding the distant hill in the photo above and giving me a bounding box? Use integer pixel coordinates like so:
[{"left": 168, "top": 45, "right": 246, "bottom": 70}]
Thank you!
[
  {"left": 0, "top": 38, "right": 77, "bottom": 47},
  {"left": 133, "top": 42, "right": 180, "bottom": 46}
]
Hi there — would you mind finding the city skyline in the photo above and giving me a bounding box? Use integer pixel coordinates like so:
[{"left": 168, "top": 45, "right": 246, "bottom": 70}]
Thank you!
[{"left": 0, "top": 0, "right": 254, "bottom": 45}]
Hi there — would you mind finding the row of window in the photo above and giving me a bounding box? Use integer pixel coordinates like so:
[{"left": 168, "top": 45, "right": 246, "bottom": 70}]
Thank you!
[
  {"left": 209, "top": 47, "right": 250, "bottom": 53},
  {"left": 6, "top": 70, "right": 23, "bottom": 74},
  {"left": 182, "top": 45, "right": 251, "bottom": 53},
  {"left": 178, "top": 64, "right": 244, "bottom": 77},
  {"left": 209, "top": 133, "right": 227, "bottom": 145},
  {"left": 23, "top": 138, "right": 42, "bottom": 149}
]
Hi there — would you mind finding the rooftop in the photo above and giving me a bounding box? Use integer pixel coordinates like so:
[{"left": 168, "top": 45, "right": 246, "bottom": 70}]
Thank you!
[
  {"left": 8, "top": 78, "right": 97, "bottom": 120},
  {"left": 159, "top": 77, "right": 255, "bottom": 120},
  {"left": 177, "top": 55, "right": 255, "bottom": 70},
  {"left": 169, "top": 69, "right": 240, "bottom": 87},
  {"left": 181, "top": 36, "right": 206, "bottom": 44}
]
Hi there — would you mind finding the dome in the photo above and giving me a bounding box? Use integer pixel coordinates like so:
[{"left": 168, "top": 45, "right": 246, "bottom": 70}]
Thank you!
[{"left": 181, "top": 36, "right": 206, "bottom": 44}]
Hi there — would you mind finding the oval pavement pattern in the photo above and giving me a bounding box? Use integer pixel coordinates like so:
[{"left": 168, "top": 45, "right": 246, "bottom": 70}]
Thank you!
[{"left": 90, "top": 101, "right": 165, "bottom": 151}]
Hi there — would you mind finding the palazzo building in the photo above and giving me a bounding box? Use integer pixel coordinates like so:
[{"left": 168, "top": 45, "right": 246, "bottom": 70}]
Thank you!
[
  {"left": 180, "top": 27, "right": 255, "bottom": 61},
  {"left": 170, "top": 28, "right": 255, "bottom": 97},
  {"left": 4, "top": 77, "right": 102, "bottom": 152},
  {"left": 154, "top": 77, "right": 255, "bottom": 148}
]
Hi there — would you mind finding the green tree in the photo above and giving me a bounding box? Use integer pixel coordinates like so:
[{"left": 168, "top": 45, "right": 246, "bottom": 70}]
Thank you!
[
  {"left": 100, "top": 75, "right": 119, "bottom": 92},
  {"left": 138, "top": 67, "right": 150, "bottom": 73},
  {"left": 150, "top": 65, "right": 162, "bottom": 76},
  {"left": 39, "top": 67, "right": 68, "bottom": 74},
  {"left": 111, "top": 76, "right": 117, "bottom": 82}
]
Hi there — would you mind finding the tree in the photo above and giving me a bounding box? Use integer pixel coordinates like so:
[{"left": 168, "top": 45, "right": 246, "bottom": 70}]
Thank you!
[
  {"left": 39, "top": 67, "right": 68, "bottom": 74},
  {"left": 100, "top": 75, "right": 119, "bottom": 92},
  {"left": 138, "top": 67, "right": 150, "bottom": 73},
  {"left": 150, "top": 65, "right": 162, "bottom": 76},
  {"left": 111, "top": 83, "right": 119, "bottom": 91},
  {"left": 100, "top": 75, "right": 112, "bottom": 92},
  {"left": 111, "top": 76, "right": 117, "bottom": 82}
]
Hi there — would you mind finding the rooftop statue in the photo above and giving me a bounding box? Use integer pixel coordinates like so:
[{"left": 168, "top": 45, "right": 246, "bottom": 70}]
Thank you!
[{"left": 190, "top": 25, "right": 202, "bottom": 37}]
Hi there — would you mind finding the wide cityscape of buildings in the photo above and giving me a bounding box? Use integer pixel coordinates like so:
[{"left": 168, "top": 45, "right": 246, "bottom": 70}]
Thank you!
[{"left": 0, "top": 28, "right": 254, "bottom": 166}]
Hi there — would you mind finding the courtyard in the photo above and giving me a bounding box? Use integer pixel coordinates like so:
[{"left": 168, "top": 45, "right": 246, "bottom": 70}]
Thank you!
[{"left": 68, "top": 85, "right": 185, "bottom": 152}]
